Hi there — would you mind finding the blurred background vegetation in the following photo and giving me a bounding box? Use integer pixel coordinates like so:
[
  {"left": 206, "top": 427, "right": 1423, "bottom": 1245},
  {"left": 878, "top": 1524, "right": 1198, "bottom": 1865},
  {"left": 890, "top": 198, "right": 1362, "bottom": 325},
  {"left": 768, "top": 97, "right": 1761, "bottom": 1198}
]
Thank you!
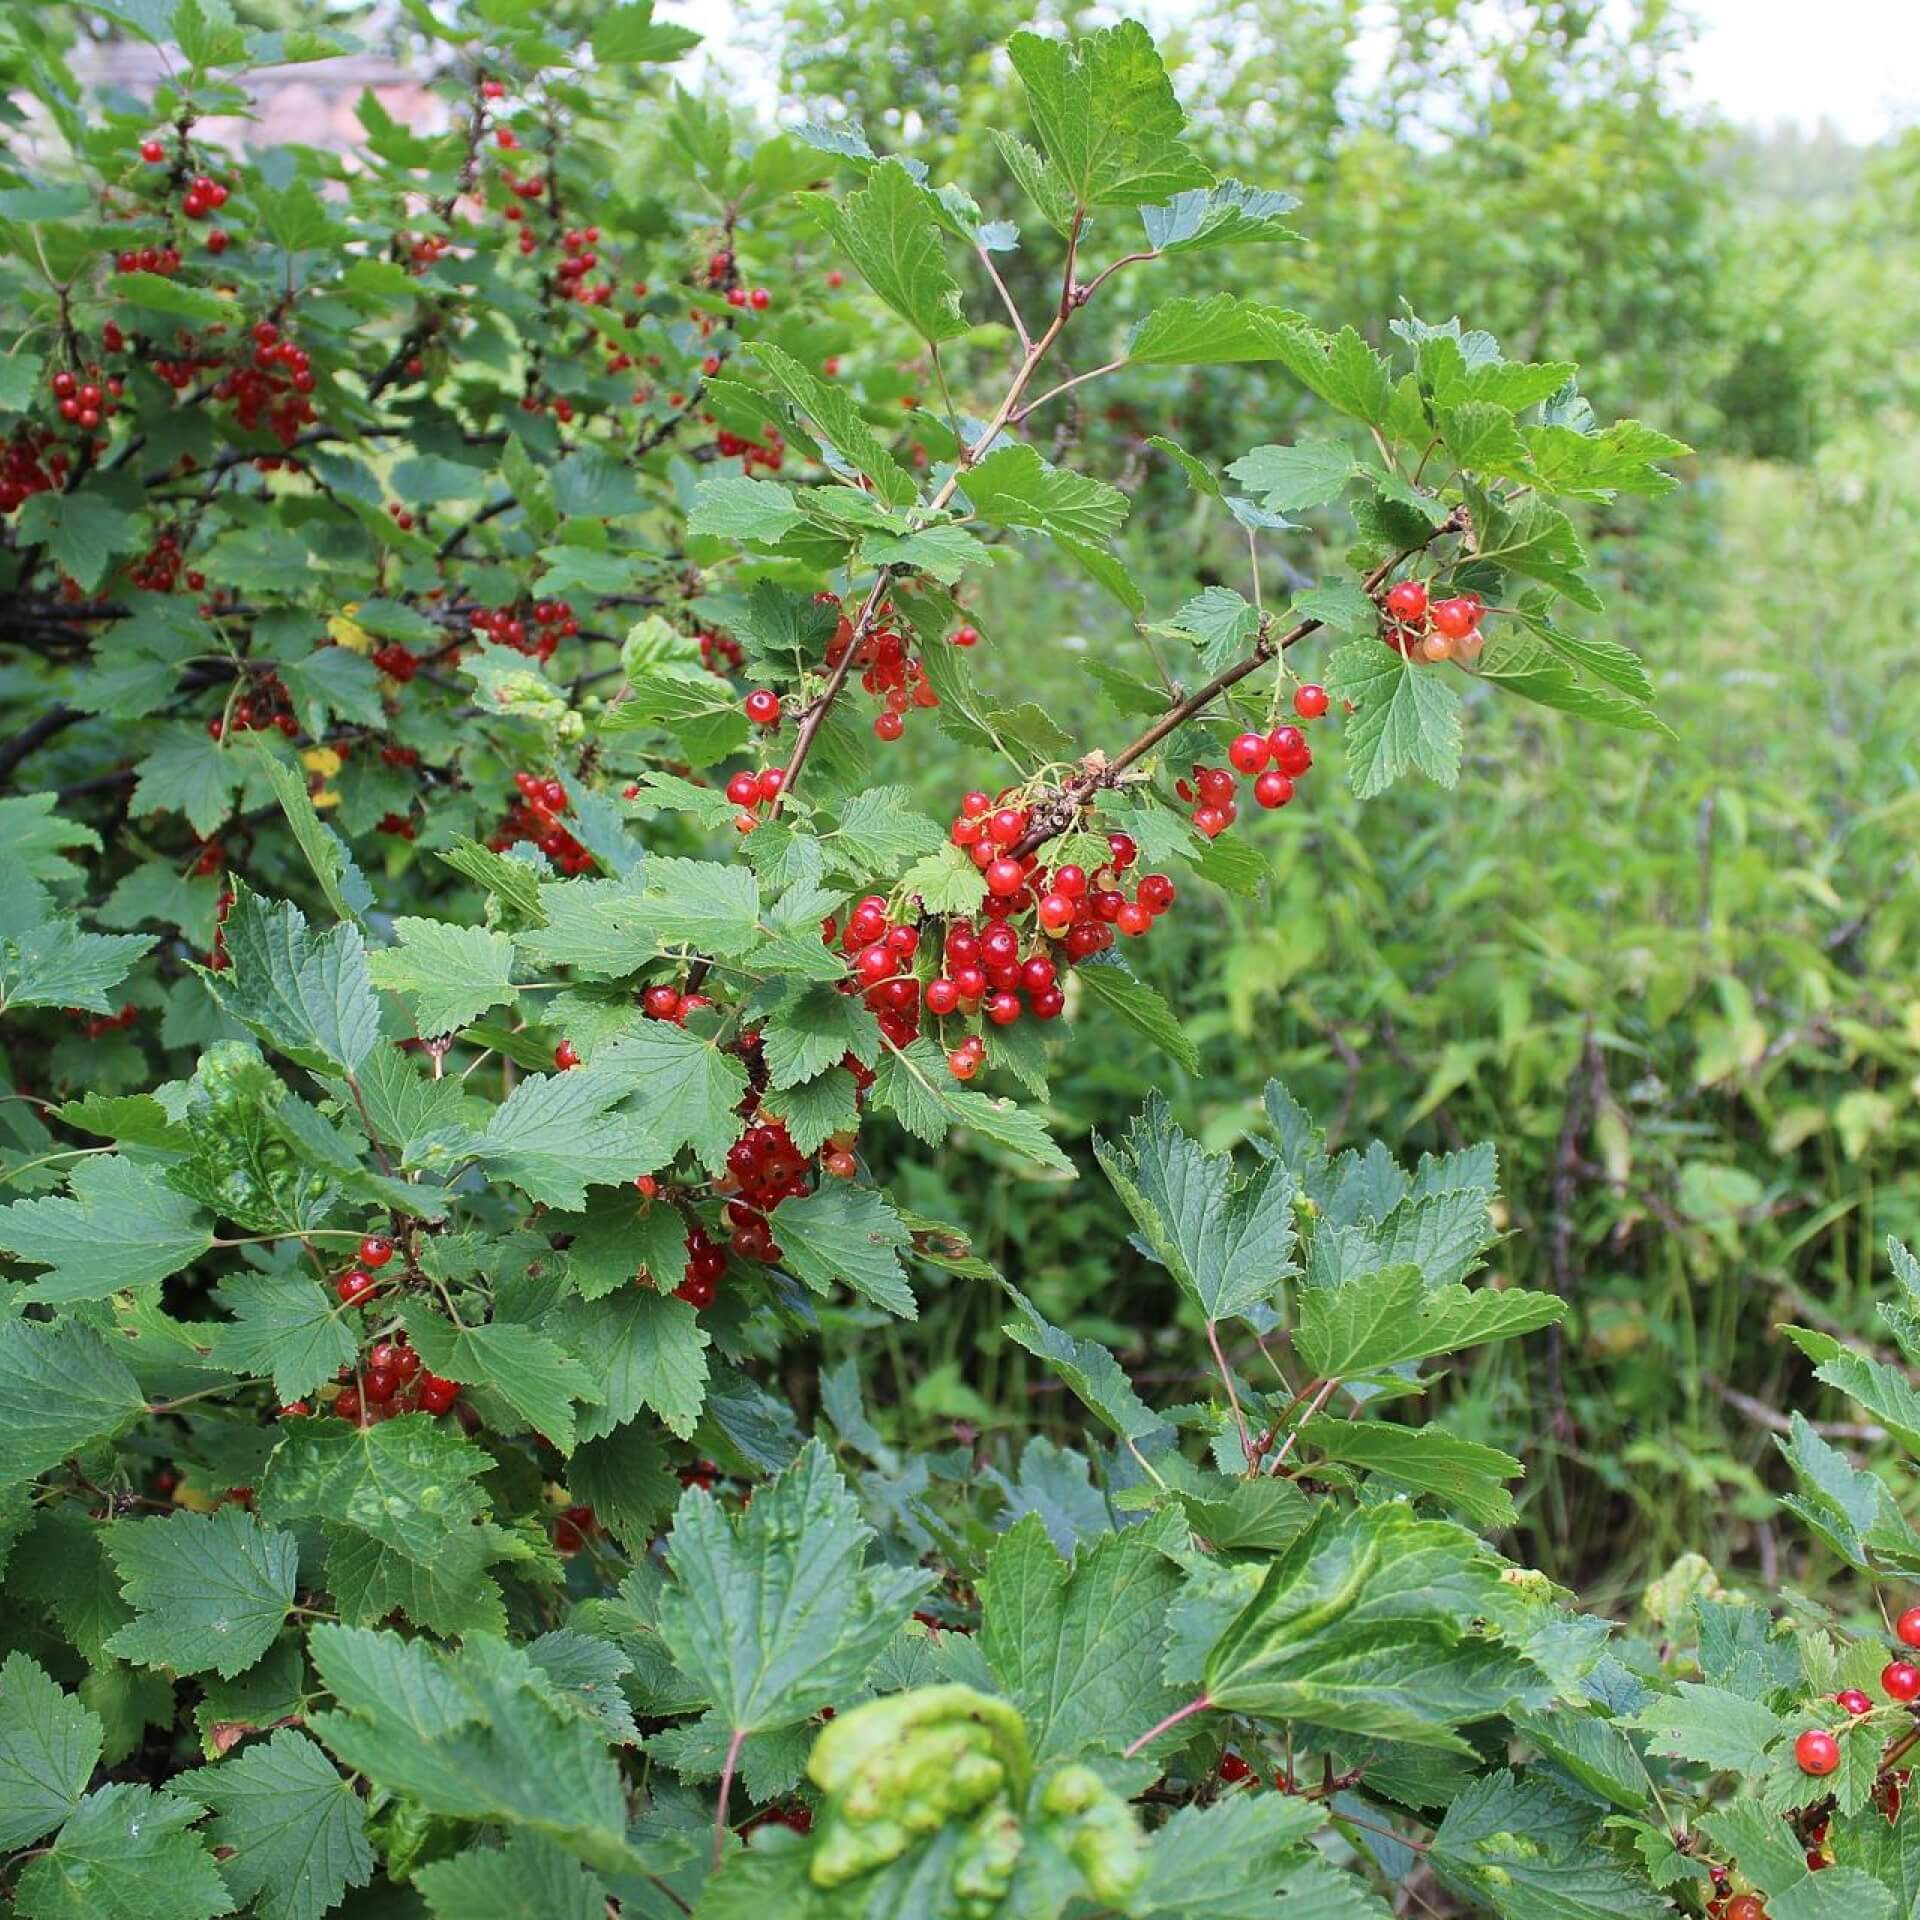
[{"left": 48, "top": 0, "right": 1920, "bottom": 1595}]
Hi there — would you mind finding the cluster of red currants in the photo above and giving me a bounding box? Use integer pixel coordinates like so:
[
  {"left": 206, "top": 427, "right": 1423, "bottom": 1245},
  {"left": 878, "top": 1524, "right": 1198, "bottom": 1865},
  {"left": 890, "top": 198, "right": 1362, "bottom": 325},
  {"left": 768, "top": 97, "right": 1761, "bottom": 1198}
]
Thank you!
[
  {"left": 1382, "top": 579, "right": 1486, "bottom": 663},
  {"left": 211, "top": 321, "right": 318, "bottom": 449},
  {"left": 376, "top": 811, "right": 418, "bottom": 840},
  {"left": 127, "top": 528, "right": 204, "bottom": 595},
  {"left": 548, "top": 224, "right": 616, "bottom": 305},
  {"left": 697, "top": 628, "right": 744, "bottom": 676},
  {"left": 712, "top": 423, "right": 785, "bottom": 474},
  {"left": 371, "top": 642, "right": 419, "bottom": 682},
  {"left": 470, "top": 598, "right": 579, "bottom": 665},
  {"left": 176, "top": 170, "right": 230, "bottom": 222},
  {"left": 490, "top": 770, "right": 593, "bottom": 873},
  {"left": 724, "top": 763, "right": 786, "bottom": 833},
  {"left": 46, "top": 365, "right": 122, "bottom": 435},
  {"left": 1181, "top": 703, "right": 1322, "bottom": 836},
  {"left": 206, "top": 669, "right": 298, "bottom": 741},
  {"left": 637, "top": 981, "right": 716, "bottom": 1029},
  {"left": 0, "top": 426, "right": 68, "bottom": 514},
  {"left": 112, "top": 241, "right": 185, "bottom": 277},
  {"left": 674, "top": 1225, "right": 729, "bottom": 1309},
  {"left": 66, "top": 1003, "right": 138, "bottom": 1043}
]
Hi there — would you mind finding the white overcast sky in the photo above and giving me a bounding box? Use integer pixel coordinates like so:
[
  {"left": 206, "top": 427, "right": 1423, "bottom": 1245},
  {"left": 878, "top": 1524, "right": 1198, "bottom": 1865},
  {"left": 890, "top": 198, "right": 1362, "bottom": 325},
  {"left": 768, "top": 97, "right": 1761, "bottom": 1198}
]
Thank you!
[{"left": 659, "top": 0, "right": 1920, "bottom": 145}]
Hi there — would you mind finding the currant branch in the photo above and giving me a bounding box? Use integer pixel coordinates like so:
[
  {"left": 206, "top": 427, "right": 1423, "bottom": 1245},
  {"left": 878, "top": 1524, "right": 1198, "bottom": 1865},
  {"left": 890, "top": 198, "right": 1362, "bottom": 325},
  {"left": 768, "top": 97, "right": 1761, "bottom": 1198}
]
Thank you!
[{"left": 1011, "top": 504, "right": 1473, "bottom": 859}]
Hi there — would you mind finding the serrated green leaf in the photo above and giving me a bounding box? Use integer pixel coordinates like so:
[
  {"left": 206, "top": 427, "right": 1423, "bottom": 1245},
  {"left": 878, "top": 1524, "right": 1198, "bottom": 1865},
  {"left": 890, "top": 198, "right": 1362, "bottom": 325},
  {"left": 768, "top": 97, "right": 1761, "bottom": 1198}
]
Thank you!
[
  {"left": 1139, "top": 179, "right": 1302, "bottom": 256},
  {"left": 748, "top": 343, "right": 917, "bottom": 507},
  {"left": 1324, "top": 643, "right": 1463, "bottom": 797},
  {"left": 209, "top": 885, "right": 381, "bottom": 1074},
  {"left": 818, "top": 159, "right": 968, "bottom": 343},
  {"left": 551, "top": 1287, "right": 709, "bottom": 1442},
  {"left": 0, "top": 1318, "right": 146, "bottom": 1487},
  {"left": 1300, "top": 1418, "right": 1521, "bottom": 1528},
  {"left": 871, "top": 1037, "right": 1073, "bottom": 1172},
  {"left": 771, "top": 1181, "right": 916, "bottom": 1317},
  {"left": 687, "top": 474, "right": 801, "bottom": 543},
  {"left": 1000, "top": 1282, "right": 1166, "bottom": 1444},
  {"left": 368, "top": 918, "right": 517, "bottom": 1037},
  {"left": 174, "top": 1729, "right": 371, "bottom": 1920},
  {"left": 1226, "top": 439, "right": 1356, "bottom": 510},
  {"left": 0, "top": 919, "right": 155, "bottom": 1018},
  {"left": 401, "top": 1311, "right": 596, "bottom": 1453},
  {"left": 1295, "top": 1266, "right": 1565, "bottom": 1377},
  {"left": 963, "top": 443, "right": 1130, "bottom": 543},
  {"left": 13, "top": 1782, "right": 231, "bottom": 1920},
  {"left": 0, "top": 1154, "right": 212, "bottom": 1303},
  {"left": 415, "top": 1833, "right": 606, "bottom": 1920},
  {"left": 0, "top": 1653, "right": 103, "bottom": 1849},
  {"left": 105, "top": 1506, "right": 298, "bottom": 1680},
  {"left": 1007, "top": 20, "right": 1211, "bottom": 209},
  {"left": 658, "top": 1439, "right": 932, "bottom": 1736},
  {"left": 1128, "top": 294, "right": 1298, "bottom": 366}
]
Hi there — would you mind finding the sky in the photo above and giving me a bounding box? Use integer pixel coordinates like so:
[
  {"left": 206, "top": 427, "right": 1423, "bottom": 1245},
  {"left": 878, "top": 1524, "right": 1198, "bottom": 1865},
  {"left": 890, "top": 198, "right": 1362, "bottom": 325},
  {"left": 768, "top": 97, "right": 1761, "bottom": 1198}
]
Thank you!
[{"left": 657, "top": 0, "right": 1920, "bottom": 145}]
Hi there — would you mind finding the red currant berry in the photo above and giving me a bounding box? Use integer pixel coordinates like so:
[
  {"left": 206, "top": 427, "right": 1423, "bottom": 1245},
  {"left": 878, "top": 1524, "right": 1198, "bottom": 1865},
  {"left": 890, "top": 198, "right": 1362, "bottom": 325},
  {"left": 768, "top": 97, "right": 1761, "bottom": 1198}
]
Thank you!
[
  {"left": 951, "top": 624, "right": 979, "bottom": 647},
  {"left": 855, "top": 943, "right": 895, "bottom": 986},
  {"left": 1137, "top": 873, "right": 1175, "bottom": 914},
  {"left": 1193, "top": 806, "right": 1227, "bottom": 839},
  {"left": 1837, "top": 1690, "right": 1874, "bottom": 1716},
  {"left": 1794, "top": 1729, "right": 1840, "bottom": 1776},
  {"left": 1884, "top": 1661, "right": 1920, "bottom": 1702},
  {"left": 1430, "top": 597, "right": 1477, "bottom": 640},
  {"left": 985, "top": 990, "right": 1021, "bottom": 1026},
  {"left": 749, "top": 287, "right": 771, "bottom": 310},
  {"left": 1385, "top": 579, "right": 1428, "bottom": 623},
  {"left": 961, "top": 790, "right": 991, "bottom": 817},
  {"left": 358, "top": 1235, "right": 394, "bottom": 1269},
  {"left": 1218, "top": 1753, "right": 1253, "bottom": 1784},
  {"left": 874, "top": 711, "right": 903, "bottom": 741},
  {"left": 726, "top": 770, "right": 759, "bottom": 806},
  {"left": 336, "top": 1269, "right": 376, "bottom": 1307},
  {"left": 1253, "top": 770, "right": 1294, "bottom": 809},
  {"left": 925, "top": 977, "right": 960, "bottom": 1015},
  {"left": 333, "top": 1386, "right": 363, "bottom": 1423},
  {"left": 1267, "top": 726, "right": 1312, "bottom": 776},
  {"left": 1116, "top": 902, "right": 1150, "bottom": 936},
  {"left": 1293, "top": 682, "right": 1329, "bottom": 719},
  {"left": 984, "top": 857, "right": 1024, "bottom": 898},
  {"left": 1106, "top": 832, "right": 1137, "bottom": 870},
  {"left": 947, "top": 1047, "right": 980, "bottom": 1081},
  {"left": 554, "top": 1039, "right": 581, "bottom": 1070},
  {"left": 744, "top": 688, "right": 780, "bottom": 727},
  {"left": 1898, "top": 1608, "right": 1920, "bottom": 1648},
  {"left": 758, "top": 766, "right": 785, "bottom": 802},
  {"left": 418, "top": 1373, "right": 459, "bottom": 1414},
  {"left": 1228, "top": 732, "right": 1269, "bottom": 775},
  {"left": 988, "top": 807, "right": 1025, "bottom": 847},
  {"left": 1037, "top": 892, "right": 1074, "bottom": 932},
  {"left": 1725, "top": 1898, "right": 1767, "bottom": 1920},
  {"left": 140, "top": 138, "right": 165, "bottom": 162}
]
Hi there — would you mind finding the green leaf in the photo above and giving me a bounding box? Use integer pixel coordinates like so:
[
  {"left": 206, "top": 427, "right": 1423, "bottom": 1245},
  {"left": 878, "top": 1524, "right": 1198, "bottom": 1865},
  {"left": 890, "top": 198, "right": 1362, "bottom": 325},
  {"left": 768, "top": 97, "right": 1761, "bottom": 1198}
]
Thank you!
[
  {"left": 105, "top": 1506, "right": 298, "bottom": 1680},
  {"left": 13, "top": 1782, "right": 231, "bottom": 1920},
  {"left": 210, "top": 884, "right": 381, "bottom": 1075},
  {"left": 1204, "top": 1507, "right": 1541, "bottom": 1747},
  {"left": 1092, "top": 1093, "right": 1296, "bottom": 1326},
  {"left": 596, "top": 1023, "right": 753, "bottom": 1177},
  {"left": 748, "top": 344, "right": 917, "bottom": 507},
  {"left": 1290, "top": 581, "right": 1378, "bottom": 636},
  {"left": 1146, "top": 434, "right": 1224, "bottom": 499},
  {"left": 436, "top": 1066, "right": 655, "bottom": 1209},
  {"left": 1267, "top": 323, "right": 1397, "bottom": 426},
  {"left": 1324, "top": 643, "right": 1463, "bottom": 797},
  {"left": 1127, "top": 294, "right": 1298, "bottom": 366},
  {"left": 1436, "top": 1771, "right": 1676, "bottom": 1920},
  {"left": 401, "top": 1312, "right": 596, "bottom": 1454},
  {"left": 1439, "top": 402, "right": 1535, "bottom": 482},
  {"left": 999, "top": 1282, "right": 1167, "bottom": 1445},
  {"left": 1072, "top": 953, "right": 1198, "bottom": 1073},
  {"left": 1526, "top": 420, "right": 1690, "bottom": 501},
  {"left": 13, "top": 490, "right": 136, "bottom": 595},
  {"left": 818, "top": 158, "right": 968, "bottom": 343},
  {"left": 1167, "top": 585, "right": 1258, "bottom": 673},
  {"left": 826, "top": 786, "right": 947, "bottom": 878},
  {"left": 207, "top": 1272, "right": 357, "bottom": 1406},
  {"left": 262, "top": 1411, "right": 493, "bottom": 1579},
  {"left": 0, "top": 794, "right": 101, "bottom": 882},
  {"left": 1007, "top": 20, "right": 1211, "bottom": 209},
  {"left": 963, "top": 443, "right": 1130, "bottom": 543},
  {"left": 1137, "top": 1795, "right": 1375, "bottom": 1920},
  {"left": 566, "top": 1422, "right": 680, "bottom": 1550},
  {"left": 130, "top": 725, "right": 243, "bottom": 839},
  {"left": 657, "top": 1439, "right": 932, "bottom": 1735},
  {"left": 0, "top": 919, "right": 155, "bottom": 1018},
  {"left": 591, "top": 1, "right": 701, "bottom": 63},
  {"left": 173, "top": 1730, "right": 371, "bottom": 1920},
  {"left": 0, "top": 1154, "right": 213, "bottom": 1303},
  {"left": 871, "top": 1037, "right": 1074, "bottom": 1172},
  {"left": 0, "top": 1318, "right": 146, "bottom": 1488},
  {"left": 686, "top": 474, "right": 801, "bottom": 543},
  {"left": 635, "top": 857, "right": 762, "bottom": 957},
  {"left": 770, "top": 1181, "right": 916, "bottom": 1317},
  {"left": 1630, "top": 1683, "right": 1787, "bottom": 1773},
  {"left": 368, "top": 917, "right": 518, "bottom": 1037},
  {"left": 1476, "top": 497, "right": 1603, "bottom": 613},
  {"left": 553, "top": 1287, "right": 710, "bottom": 1442},
  {"left": 1299, "top": 1418, "right": 1521, "bottom": 1528},
  {"left": 981, "top": 1513, "right": 1185, "bottom": 1773},
  {"left": 1140, "top": 179, "right": 1302, "bottom": 256},
  {"left": 1226, "top": 440, "right": 1356, "bottom": 511},
  {"left": 0, "top": 1653, "right": 103, "bottom": 1849},
  {"left": 1475, "top": 633, "right": 1673, "bottom": 736},
  {"left": 1297, "top": 1266, "right": 1563, "bottom": 1377},
  {"left": 307, "top": 1631, "right": 638, "bottom": 1874},
  {"left": 238, "top": 735, "right": 371, "bottom": 924},
  {"left": 894, "top": 843, "right": 989, "bottom": 918},
  {"left": 858, "top": 524, "right": 991, "bottom": 585},
  {"left": 415, "top": 1833, "right": 606, "bottom": 1920}
]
